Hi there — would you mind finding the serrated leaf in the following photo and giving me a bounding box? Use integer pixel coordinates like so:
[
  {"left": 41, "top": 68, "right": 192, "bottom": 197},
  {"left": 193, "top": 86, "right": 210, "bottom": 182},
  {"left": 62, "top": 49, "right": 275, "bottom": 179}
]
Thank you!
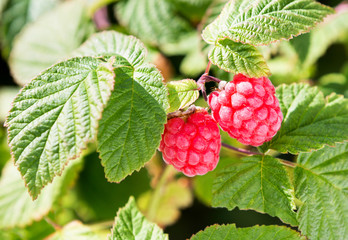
[
  {"left": 292, "top": 8, "right": 348, "bottom": 68},
  {"left": 109, "top": 197, "right": 168, "bottom": 240},
  {"left": 74, "top": 31, "right": 146, "bottom": 68},
  {"left": 0, "top": 158, "right": 82, "bottom": 228},
  {"left": 166, "top": 79, "right": 199, "bottom": 113},
  {"left": 209, "top": 38, "right": 270, "bottom": 77},
  {"left": 47, "top": 221, "right": 100, "bottom": 240},
  {"left": 212, "top": 155, "right": 297, "bottom": 226},
  {"left": 260, "top": 83, "right": 348, "bottom": 154},
  {"left": 190, "top": 224, "right": 305, "bottom": 240},
  {"left": 0, "top": 0, "right": 60, "bottom": 54},
  {"left": 5, "top": 57, "right": 115, "bottom": 198},
  {"left": 295, "top": 142, "right": 348, "bottom": 240},
  {"left": 77, "top": 31, "right": 169, "bottom": 182},
  {"left": 9, "top": 0, "right": 95, "bottom": 85},
  {"left": 115, "top": 0, "right": 192, "bottom": 46},
  {"left": 97, "top": 63, "right": 167, "bottom": 182},
  {"left": 202, "top": 0, "right": 334, "bottom": 46}
]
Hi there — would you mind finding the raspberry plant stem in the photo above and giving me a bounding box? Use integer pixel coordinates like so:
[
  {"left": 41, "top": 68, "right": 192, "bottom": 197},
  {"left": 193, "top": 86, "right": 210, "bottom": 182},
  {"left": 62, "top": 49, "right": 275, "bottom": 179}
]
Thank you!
[
  {"left": 147, "top": 165, "right": 176, "bottom": 222},
  {"left": 205, "top": 61, "right": 212, "bottom": 74},
  {"left": 222, "top": 143, "right": 297, "bottom": 168},
  {"left": 221, "top": 142, "right": 261, "bottom": 155},
  {"left": 197, "top": 74, "right": 222, "bottom": 101}
]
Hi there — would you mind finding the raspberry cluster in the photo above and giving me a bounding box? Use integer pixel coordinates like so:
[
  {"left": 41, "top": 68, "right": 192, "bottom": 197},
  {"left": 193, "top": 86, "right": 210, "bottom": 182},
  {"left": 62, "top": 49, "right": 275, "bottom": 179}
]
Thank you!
[
  {"left": 208, "top": 74, "right": 283, "bottom": 146},
  {"left": 159, "top": 110, "right": 221, "bottom": 177}
]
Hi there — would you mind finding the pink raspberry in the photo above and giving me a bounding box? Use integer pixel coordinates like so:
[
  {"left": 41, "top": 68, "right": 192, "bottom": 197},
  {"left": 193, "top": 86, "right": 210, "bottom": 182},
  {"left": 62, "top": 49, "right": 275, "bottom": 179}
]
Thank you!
[
  {"left": 159, "top": 110, "right": 221, "bottom": 177},
  {"left": 208, "top": 74, "right": 283, "bottom": 146}
]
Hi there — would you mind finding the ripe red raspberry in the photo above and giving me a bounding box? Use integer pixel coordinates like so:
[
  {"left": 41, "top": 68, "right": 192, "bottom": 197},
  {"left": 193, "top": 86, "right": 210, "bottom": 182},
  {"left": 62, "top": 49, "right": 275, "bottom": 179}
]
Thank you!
[
  {"left": 159, "top": 110, "right": 221, "bottom": 177},
  {"left": 208, "top": 74, "right": 283, "bottom": 146}
]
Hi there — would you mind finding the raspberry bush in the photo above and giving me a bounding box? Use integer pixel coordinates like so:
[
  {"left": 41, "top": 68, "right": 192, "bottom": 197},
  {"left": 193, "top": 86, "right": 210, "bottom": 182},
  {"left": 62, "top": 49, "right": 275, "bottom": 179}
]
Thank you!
[{"left": 0, "top": 0, "right": 347, "bottom": 239}]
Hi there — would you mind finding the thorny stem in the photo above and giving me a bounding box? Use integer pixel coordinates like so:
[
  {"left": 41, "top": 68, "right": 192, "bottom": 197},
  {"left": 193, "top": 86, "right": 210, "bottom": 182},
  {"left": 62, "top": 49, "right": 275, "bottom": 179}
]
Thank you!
[
  {"left": 147, "top": 165, "right": 175, "bottom": 221},
  {"left": 221, "top": 142, "right": 261, "bottom": 156}
]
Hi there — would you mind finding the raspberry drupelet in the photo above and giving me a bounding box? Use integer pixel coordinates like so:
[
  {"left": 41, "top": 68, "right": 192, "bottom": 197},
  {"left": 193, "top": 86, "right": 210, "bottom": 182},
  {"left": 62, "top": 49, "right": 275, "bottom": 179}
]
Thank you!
[
  {"left": 208, "top": 74, "right": 283, "bottom": 146},
  {"left": 159, "top": 109, "right": 221, "bottom": 177}
]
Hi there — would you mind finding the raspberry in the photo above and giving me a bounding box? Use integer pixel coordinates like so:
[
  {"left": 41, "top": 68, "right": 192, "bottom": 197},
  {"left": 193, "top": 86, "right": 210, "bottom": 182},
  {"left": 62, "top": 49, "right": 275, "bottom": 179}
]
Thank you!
[
  {"left": 208, "top": 74, "right": 283, "bottom": 146},
  {"left": 159, "top": 110, "right": 221, "bottom": 177}
]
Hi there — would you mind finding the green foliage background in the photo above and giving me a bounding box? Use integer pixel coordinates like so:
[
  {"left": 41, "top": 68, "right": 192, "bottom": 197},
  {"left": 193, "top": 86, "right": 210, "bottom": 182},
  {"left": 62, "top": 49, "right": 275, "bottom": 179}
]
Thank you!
[{"left": 0, "top": 0, "right": 347, "bottom": 239}]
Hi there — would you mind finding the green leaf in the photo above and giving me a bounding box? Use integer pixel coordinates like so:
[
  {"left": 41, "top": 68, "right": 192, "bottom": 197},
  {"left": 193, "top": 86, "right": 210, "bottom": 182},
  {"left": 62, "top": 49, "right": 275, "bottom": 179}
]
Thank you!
[
  {"left": 115, "top": 0, "right": 192, "bottom": 45},
  {"left": 260, "top": 83, "right": 348, "bottom": 154},
  {"left": 209, "top": 38, "right": 270, "bottom": 77},
  {"left": 47, "top": 221, "right": 100, "bottom": 240},
  {"left": 0, "top": 0, "right": 60, "bottom": 54},
  {"left": 166, "top": 79, "right": 199, "bottom": 113},
  {"left": 202, "top": 0, "right": 334, "bottom": 46},
  {"left": 190, "top": 224, "right": 305, "bottom": 240},
  {"left": 5, "top": 57, "right": 115, "bottom": 198},
  {"left": 292, "top": 8, "right": 348, "bottom": 68},
  {"left": 74, "top": 31, "right": 146, "bottom": 68},
  {"left": 0, "top": 158, "right": 82, "bottom": 228},
  {"left": 212, "top": 155, "right": 297, "bottom": 225},
  {"left": 9, "top": 0, "right": 95, "bottom": 85},
  {"left": 295, "top": 143, "right": 348, "bottom": 240},
  {"left": 77, "top": 31, "right": 168, "bottom": 182},
  {"left": 109, "top": 197, "right": 168, "bottom": 240},
  {"left": 97, "top": 62, "right": 168, "bottom": 182}
]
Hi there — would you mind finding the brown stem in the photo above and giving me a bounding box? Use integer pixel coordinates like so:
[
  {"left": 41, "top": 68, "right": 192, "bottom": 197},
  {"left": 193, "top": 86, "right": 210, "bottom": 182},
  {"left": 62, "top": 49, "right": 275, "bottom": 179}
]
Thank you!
[{"left": 167, "top": 105, "right": 197, "bottom": 120}]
